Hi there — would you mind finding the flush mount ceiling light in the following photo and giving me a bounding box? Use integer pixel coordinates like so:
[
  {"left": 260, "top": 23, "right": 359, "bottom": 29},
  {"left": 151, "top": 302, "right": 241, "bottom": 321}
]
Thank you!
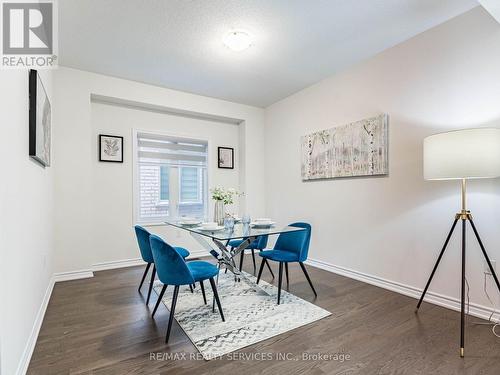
[{"left": 223, "top": 30, "right": 253, "bottom": 52}]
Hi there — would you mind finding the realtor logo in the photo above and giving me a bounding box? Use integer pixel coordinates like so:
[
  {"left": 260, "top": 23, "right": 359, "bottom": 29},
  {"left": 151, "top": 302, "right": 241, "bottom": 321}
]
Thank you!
[{"left": 1, "top": 1, "right": 57, "bottom": 68}]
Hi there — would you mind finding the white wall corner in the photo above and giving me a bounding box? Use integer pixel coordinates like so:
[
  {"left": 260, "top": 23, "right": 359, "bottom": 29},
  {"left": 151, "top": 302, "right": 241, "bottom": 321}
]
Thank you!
[
  {"left": 480, "top": 0, "right": 500, "bottom": 23},
  {"left": 15, "top": 276, "right": 55, "bottom": 375}
]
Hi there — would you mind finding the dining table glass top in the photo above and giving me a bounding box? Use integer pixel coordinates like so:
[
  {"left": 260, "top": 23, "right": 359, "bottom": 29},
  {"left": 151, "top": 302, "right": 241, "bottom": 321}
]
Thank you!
[{"left": 165, "top": 220, "right": 305, "bottom": 241}]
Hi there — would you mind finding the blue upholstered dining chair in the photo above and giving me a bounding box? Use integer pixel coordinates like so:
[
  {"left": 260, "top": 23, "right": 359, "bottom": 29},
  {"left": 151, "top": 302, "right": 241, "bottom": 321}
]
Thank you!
[
  {"left": 149, "top": 234, "right": 225, "bottom": 343},
  {"left": 256, "top": 222, "right": 317, "bottom": 305},
  {"left": 134, "top": 225, "right": 191, "bottom": 305},
  {"left": 228, "top": 235, "right": 274, "bottom": 276}
]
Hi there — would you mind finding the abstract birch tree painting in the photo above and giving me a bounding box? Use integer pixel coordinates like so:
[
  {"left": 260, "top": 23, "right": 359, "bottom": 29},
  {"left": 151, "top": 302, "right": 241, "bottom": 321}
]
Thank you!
[{"left": 301, "top": 114, "right": 388, "bottom": 180}]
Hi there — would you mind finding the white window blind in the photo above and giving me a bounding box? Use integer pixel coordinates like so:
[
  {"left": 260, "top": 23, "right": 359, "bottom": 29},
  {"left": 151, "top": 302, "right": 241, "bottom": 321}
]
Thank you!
[
  {"left": 180, "top": 167, "right": 201, "bottom": 203},
  {"left": 160, "top": 166, "right": 169, "bottom": 202},
  {"left": 136, "top": 132, "right": 208, "bottom": 223}
]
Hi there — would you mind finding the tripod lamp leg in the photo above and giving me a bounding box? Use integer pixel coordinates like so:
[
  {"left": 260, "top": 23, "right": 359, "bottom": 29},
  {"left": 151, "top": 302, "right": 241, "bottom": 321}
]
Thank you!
[
  {"left": 416, "top": 218, "right": 459, "bottom": 311},
  {"left": 460, "top": 219, "right": 466, "bottom": 358}
]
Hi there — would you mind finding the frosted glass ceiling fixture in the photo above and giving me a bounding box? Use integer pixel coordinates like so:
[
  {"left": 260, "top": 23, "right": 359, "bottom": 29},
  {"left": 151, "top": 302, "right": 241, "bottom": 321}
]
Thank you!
[{"left": 223, "top": 30, "right": 253, "bottom": 52}]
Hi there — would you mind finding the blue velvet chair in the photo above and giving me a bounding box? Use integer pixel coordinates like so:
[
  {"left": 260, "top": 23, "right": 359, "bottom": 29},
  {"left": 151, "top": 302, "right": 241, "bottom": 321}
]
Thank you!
[
  {"left": 228, "top": 235, "right": 274, "bottom": 276},
  {"left": 149, "top": 234, "right": 225, "bottom": 343},
  {"left": 134, "top": 225, "right": 191, "bottom": 305},
  {"left": 256, "top": 222, "right": 317, "bottom": 304}
]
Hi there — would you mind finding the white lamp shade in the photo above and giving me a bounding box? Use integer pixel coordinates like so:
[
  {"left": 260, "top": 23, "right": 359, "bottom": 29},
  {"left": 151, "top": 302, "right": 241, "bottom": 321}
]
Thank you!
[{"left": 424, "top": 128, "right": 500, "bottom": 180}]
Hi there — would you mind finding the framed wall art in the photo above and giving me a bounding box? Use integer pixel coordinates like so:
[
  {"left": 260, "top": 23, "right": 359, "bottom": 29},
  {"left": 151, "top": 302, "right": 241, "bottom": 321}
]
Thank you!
[
  {"left": 99, "top": 134, "right": 124, "bottom": 163},
  {"left": 301, "top": 114, "right": 388, "bottom": 180},
  {"left": 218, "top": 147, "right": 234, "bottom": 169},
  {"left": 29, "top": 69, "right": 51, "bottom": 167}
]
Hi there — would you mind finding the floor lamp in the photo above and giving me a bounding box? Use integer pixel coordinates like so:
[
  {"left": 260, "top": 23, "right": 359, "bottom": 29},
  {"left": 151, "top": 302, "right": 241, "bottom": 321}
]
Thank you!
[{"left": 415, "top": 128, "right": 500, "bottom": 357}]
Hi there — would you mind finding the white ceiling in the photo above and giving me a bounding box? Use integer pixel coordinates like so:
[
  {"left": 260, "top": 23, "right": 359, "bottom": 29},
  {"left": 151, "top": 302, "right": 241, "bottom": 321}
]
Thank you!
[{"left": 59, "top": 0, "right": 478, "bottom": 107}]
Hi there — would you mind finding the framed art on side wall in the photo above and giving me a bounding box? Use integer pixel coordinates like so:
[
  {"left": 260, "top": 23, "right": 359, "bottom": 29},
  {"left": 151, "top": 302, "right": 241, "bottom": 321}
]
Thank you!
[
  {"left": 99, "top": 134, "right": 124, "bottom": 162},
  {"left": 301, "top": 114, "right": 388, "bottom": 180},
  {"left": 218, "top": 147, "right": 234, "bottom": 169},
  {"left": 29, "top": 69, "right": 51, "bottom": 167}
]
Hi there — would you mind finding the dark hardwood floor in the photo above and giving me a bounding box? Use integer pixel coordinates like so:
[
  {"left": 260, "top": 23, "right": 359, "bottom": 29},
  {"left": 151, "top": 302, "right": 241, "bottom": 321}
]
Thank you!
[{"left": 28, "top": 260, "right": 500, "bottom": 374}]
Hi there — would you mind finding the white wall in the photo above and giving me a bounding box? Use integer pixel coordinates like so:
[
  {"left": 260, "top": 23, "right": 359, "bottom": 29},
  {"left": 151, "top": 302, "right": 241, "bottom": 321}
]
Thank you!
[
  {"left": 264, "top": 7, "right": 500, "bottom": 312},
  {"left": 89, "top": 101, "right": 240, "bottom": 264},
  {"left": 0, "top": 70, "right": 54, "bottom": 375},
  {"left": 4, "top": 7, "right": 500, "bottom": 374},
  {"left": 53, "top": 67, "right": 265, "bottom": 273}
]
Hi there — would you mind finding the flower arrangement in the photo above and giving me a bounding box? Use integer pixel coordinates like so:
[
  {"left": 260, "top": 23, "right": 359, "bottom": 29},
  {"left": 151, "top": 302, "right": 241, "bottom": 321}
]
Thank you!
[{"left": 210, "top": 187, "right": 242, "bottom": 205}]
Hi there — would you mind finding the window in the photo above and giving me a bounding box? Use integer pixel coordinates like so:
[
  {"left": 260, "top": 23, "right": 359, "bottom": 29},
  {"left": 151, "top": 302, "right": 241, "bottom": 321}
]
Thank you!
[
  {"left": 135, "top": 132, "right": 208, "bottom": 223},
  {"left": 180, "top": 167, "right": 202, "bottom": 203},
  {"left": 159, "top": 166, "right": 169, "bottom": 202}
]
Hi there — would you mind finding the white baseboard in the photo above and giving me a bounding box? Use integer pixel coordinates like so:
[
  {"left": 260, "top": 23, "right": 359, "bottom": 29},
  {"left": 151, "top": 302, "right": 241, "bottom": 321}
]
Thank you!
[
  {"left": 305, "top": 258, "right": 499, "bottom": 322},
  {"left": 53, "top": 269, "right": 94, "bottom": 282},
  {"left": 15, "top": 275, "right": 55, "bottom": 375},
  {"left": 92, "top": 258, "right": 143, "bottom": 272},
  {"left": 187, "top": 249, "right": 210, "bottom": 259},
  {"left": 91, "top": 250, "right": 210, "bottom": 272},
  {"left": 17, "top": 270, "right": 94, "bottom": 374},
  {"left": 14, "top": 249, "right": 213, "bottom": 375},
  {"left": 17, "top": 256, "right": 496, "bottom": 375}
]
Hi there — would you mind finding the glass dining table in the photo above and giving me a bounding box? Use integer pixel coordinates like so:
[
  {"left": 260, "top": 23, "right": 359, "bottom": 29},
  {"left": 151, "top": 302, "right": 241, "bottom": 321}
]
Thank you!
[{"left": 165, "top": 220, "right": 305, "bottom": 282}]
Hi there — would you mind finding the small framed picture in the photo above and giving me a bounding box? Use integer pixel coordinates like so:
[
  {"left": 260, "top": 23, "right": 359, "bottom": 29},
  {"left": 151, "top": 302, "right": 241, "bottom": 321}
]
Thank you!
[
  {"left": 218, "top": 147, "right": 234, "bottom": 169},
  {"left": 99, "top": 135, "right": 123, "bottom": 163}
]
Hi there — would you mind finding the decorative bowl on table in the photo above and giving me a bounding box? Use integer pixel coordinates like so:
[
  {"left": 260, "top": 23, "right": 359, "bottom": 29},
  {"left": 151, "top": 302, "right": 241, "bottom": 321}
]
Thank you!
[
  {"left": 251, "top": 218, "right": 275, "bottom": 228},
  {"left": 199, "top": 222, "right": 225, "bottom": 231},
  {"left": 179, "top": 219, "right": 202, "bottom": 227}
]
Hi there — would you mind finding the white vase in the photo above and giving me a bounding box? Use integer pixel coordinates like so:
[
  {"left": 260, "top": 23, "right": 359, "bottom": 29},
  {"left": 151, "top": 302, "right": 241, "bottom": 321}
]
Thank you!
[{"left": 214, "top": 200, "right": 225, "bottom": 225}]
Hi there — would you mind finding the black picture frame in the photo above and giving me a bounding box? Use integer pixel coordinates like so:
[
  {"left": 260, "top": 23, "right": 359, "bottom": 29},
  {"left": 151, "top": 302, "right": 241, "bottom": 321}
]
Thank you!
[
  {"left": 29, "top": 69, "right": 51, "bottom": 167},
  {"left": 218, "top": 147, "right": 234, "bottom": 169},
  {"left": 99, "top": 134, "right": 124, "bottom": 163}
]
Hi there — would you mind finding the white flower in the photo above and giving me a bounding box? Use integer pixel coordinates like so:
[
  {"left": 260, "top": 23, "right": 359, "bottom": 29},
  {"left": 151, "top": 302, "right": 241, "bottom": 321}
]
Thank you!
[{"left": 210, "top": 187, "right": 243, "bottom": 204}]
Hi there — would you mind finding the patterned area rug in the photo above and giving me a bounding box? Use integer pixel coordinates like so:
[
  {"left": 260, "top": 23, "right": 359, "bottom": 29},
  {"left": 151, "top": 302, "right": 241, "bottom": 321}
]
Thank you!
[{"left": 153, "top": 271, "right": 331, "bottom": 359}]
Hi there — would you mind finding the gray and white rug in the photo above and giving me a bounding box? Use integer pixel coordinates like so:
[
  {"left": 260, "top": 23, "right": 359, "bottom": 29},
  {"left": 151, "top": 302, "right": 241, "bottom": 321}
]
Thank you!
[{"left": 153, "top": 271, "right": 331, "bottom": 359}]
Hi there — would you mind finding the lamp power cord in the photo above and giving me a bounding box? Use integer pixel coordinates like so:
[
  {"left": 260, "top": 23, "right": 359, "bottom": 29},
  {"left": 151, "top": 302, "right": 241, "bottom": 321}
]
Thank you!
[{"left": 465, "top": 274, "right": 500, "bottom": 338}]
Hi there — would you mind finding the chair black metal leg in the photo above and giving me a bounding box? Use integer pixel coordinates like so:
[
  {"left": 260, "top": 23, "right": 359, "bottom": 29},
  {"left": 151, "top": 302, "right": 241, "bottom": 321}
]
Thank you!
[
  {"left": 239, "top": 250, "right": 245, "bottom": 271},
  {"left": 264, "top": 259, "right": 275, "bottom": 278},
  {"left": 152, "top": 285, "right": 167, "bottom": 318},
  {"left": 165, "top": 285, "right": 179, "bottom": 344},
  {"left": 138, "top": 263, "right": 151, "bottom": 291},
  {"left": 200, "top": 280, "right": 207, "bottom": 305},
  {"left": 189, "top": 284, "right": 193, "bottom": 293},
  {"left": 277, "top": 262, "right": 283, "bottom": 305},
  {"left": 416, "top": 218, "right": 458, "bottom": 310},
  {"left": 209, "top": 278, "right": 225, "bottom": 321},
  {"left": 251, "top": 250, "right": 256, "bottom": 273},
  {"left": 212, "top": 262, "right": 221, "bottom": 313},
  {"left": 146, "top": 265, "right": 156, "bottom": 305},
  {"left": 285, "top": 262, "right": 289, "bottom": 289},
  {"left": 256, "top": 258, "right": 265, "bottom": 284},
  {"left": 299, "top": 262, "right": 317, "bottom": 297}
]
